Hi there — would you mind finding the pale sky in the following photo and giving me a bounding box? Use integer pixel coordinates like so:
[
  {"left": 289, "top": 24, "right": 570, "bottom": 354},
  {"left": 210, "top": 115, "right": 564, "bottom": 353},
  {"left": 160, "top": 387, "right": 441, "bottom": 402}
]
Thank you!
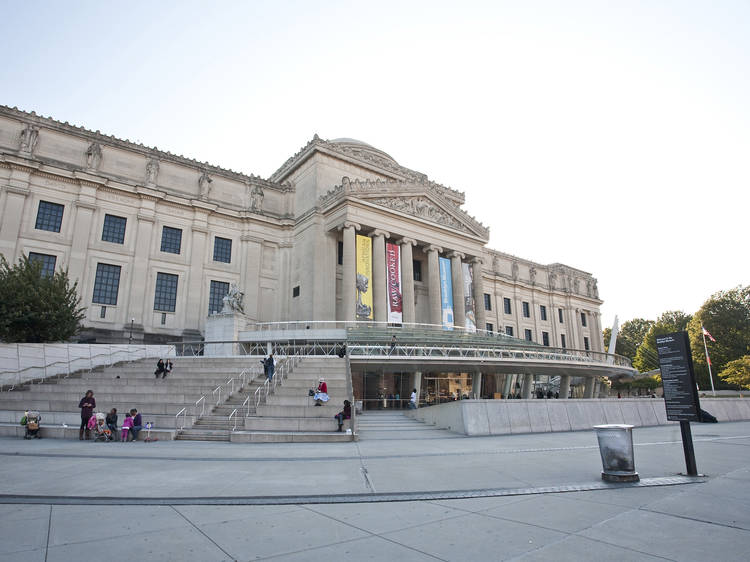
[{"left": 1, "top": 0, "right": 747, "bottom": 328}]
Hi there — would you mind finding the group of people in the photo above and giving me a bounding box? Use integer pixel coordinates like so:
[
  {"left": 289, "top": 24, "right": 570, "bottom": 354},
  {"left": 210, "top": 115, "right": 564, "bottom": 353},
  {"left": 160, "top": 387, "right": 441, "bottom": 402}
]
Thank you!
[
  {"left": 154, "top": 358, "right": 173, "bottom": 378},
  {"left": 78, "top": 390, "right": 143, "bottom": 442}
]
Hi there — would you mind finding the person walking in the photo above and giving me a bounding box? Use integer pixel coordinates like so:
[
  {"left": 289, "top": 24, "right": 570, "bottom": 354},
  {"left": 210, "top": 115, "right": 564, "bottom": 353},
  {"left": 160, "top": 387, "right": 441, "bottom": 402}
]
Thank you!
[
  {"left": 265, "top": 354, "right": 275, "bottom": 381},
  {"left": 409, "top": 388, "right": 417, "bottom": 409},
  {"left": 78, "top": 390, "right": 96, "bottom": 440}
]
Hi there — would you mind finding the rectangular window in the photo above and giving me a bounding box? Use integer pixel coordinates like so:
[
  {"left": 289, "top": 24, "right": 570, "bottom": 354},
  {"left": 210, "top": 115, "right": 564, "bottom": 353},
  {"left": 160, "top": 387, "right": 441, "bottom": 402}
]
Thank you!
[
  {"left": 337, "top": 241, "right": 343, "bottom": 265},
  {"left": 524, "top": 329, "right": 533, "bottom": 342},
  {"left": 101, "top": 214, "right": 126, "bottom": 244},
  {"left": 522, "top": 301, "right": 530, "bottom": 318},
  {"left": 542, "top": 331, "right": 550, "bottom": 346},
  {"left": 503, "top": 297, "right": 511, "bottom": 315},
  {"left": 208, "top": 280, "right": 229, "bottom": 314},
  {"left": 92, "top": 263, "right": 122, "bottom": 305},
  {"left": 558, "top": 308, "right": 564, "bottom": 323},
  {"left": 213, "top": 237, "right": 232, "bottom": 263},
  {"left": 28, "top": 252, "right": 56, "bottom": 278},
  {"left": 413, "top": 260, "right": 422, "bottom": 282},
  {"left": 505, "top": 326, "right": 514, "bottom": 337},
  {"left": 154, "top": 272, "right": 179, "bottom": 312},
  {"left": 485, "top": 323, "right": 493, "bottom": 334},
  {"left": 292, "top": 285, "right": 300, "bottom": 298},
  {"left": 35, "top": 201, "right": 64, "bottom": 232},
  {"left": 560, "top": 334, "right": 567, "bottom": 348},
  {"left": 540, "top": 305, "right": 547, "bottom": 321},
  {"left": 99, "top": 306, "right": 106, "bottom": 319},
  {"left": 584, "top": 336, "right": 590, "bottom": 351},
  {"left": 160, "top": 226, "right": 182, "bottom": 254},
  {"left": 581, "top": 312, "right": 587, "bottom": 327},
  {"left": 484, "top": 293, "right": 492, "bottom": 311}
]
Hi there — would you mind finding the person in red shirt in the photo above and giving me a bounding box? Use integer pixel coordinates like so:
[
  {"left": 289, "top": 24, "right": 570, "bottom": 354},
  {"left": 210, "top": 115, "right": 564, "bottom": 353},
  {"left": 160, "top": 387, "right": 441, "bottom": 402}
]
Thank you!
[{"left": 314, "top": 378, "right": 329, "bottom": 406}]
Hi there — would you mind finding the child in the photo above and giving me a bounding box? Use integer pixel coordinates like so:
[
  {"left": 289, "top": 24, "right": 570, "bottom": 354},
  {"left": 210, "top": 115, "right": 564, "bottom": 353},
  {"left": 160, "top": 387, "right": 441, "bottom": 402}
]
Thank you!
[{"left": 121, "top": 413, "right": 134, "bottom": 442}]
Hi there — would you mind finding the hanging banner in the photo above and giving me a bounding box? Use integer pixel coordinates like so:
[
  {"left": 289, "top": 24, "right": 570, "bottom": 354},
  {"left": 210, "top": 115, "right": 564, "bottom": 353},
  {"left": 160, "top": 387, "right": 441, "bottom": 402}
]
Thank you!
[
  {"left": 355, "top": 234, "right": 373, "bottom": 320},
  {"left": 385, "top": 242, "right": 402, "bottom": 323},
  {"left": 462, "top": 262, "right": 477, "bottom": 333},
  {"left": 439, "top": 256, "right": 454, "bottom": 330}
]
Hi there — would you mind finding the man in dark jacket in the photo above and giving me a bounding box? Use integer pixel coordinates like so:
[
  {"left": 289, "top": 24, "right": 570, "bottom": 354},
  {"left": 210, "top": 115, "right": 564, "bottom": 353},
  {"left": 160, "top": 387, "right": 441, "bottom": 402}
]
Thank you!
[
  {"left": 129, "top": 409, "right": 143, "bottom": 441},
  {"left": 78, "top": 390, "right": 96, "bottom": 440}
]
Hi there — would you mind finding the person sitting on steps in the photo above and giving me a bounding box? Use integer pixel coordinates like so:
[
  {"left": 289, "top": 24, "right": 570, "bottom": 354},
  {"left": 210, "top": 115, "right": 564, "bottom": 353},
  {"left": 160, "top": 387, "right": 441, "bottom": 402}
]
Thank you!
[
  {"left": 334, "top": 400, "right": 351, "bottom": 432},
  {"left": 314, "top": 378, "right": 329, "bottom": 406}
]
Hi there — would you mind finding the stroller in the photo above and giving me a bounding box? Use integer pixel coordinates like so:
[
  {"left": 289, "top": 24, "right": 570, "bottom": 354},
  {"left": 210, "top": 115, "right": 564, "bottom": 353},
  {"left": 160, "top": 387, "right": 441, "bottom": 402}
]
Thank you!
[
  {"left": 91, "top": 412, "right": 113, "bottom": 442},
  {"left": 21, "top": 411, "right": 41, "bottom": 439}
]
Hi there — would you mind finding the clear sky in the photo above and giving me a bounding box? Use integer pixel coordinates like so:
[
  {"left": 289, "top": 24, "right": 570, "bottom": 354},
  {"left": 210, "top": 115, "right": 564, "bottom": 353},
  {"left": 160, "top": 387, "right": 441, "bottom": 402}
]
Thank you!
[{"left": 1, "top": 0, "right": 748, "bottom": 328}]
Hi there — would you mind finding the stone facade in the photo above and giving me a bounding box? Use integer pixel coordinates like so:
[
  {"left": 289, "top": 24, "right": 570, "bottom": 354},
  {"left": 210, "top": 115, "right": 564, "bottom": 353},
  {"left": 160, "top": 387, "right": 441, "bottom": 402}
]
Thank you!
[{"left": 0, "top": 107, "right": 604, "bottom": 350}]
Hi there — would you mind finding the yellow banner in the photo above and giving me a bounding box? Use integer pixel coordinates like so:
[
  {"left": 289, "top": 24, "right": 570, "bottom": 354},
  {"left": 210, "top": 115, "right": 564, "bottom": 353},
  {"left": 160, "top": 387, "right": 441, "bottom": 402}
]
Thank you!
[{"left": 355, "top": 234, "right": 373, "bottom": 320}]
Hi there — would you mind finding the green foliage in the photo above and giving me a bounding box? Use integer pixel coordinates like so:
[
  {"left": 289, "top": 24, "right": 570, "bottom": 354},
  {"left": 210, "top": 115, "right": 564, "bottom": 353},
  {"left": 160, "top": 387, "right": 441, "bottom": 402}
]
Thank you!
[
  {"left": 604, "top": 318, "right": 654, "bottom": 363},
  {"left": 687, "top": 286, "right": 750, "bottom": 391},
  {"left": 0, "top": 255, "right": 85, "bottom": 343},
  {"left": 633, "top": 311, "right": 692, "bottom": 372},
  {"left": 719, "top": 356, "right": 750, "bottom": 390}
]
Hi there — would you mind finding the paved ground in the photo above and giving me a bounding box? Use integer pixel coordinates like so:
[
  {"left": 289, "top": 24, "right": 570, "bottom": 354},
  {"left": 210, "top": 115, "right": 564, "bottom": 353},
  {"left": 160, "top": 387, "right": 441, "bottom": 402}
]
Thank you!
[{"left": 1, "top": 413, "right": 750, "bottom": 561}]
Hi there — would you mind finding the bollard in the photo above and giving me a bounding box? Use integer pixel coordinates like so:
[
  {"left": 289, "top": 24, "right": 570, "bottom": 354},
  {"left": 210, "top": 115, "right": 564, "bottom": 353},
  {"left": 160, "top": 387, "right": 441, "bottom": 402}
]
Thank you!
[{"left": 594, "top": 424, "right": 639, "bottom": 482}]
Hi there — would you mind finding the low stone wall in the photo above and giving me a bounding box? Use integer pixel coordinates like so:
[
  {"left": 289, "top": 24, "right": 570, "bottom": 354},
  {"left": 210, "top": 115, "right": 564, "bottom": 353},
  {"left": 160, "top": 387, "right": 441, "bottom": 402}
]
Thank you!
[{"left": 407, "top": 398, "right": 750, "bottom": 436}]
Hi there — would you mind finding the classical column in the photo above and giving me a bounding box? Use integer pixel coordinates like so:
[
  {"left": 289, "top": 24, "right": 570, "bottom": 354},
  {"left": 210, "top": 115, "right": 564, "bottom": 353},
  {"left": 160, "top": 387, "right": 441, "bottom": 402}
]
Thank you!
[
  {"left": 558, "top": 375, "right": 571, "bottom": 399},
  {"left": 372, "top": 229, "right": 389, "bottom": 323},
  {"left": 449, "top": 251, "right": 465, "bottom": 331},
  {"left": 503, "top": 374, "right": 514, "bottom": 397},
  {"left": 583, "top": 376, "right": 595, "bottom": 399},
  {"left": 341, "top": 222, "right": 360, "bottom": 322},
  {"left": 0, "top": 185, "right": 30, "bottom": 260},
  {"left": 471, "top": 372, "right": 482, "bottom": 399},
  {"left": 472, "top": 258, "right": 486, "bottom": 332},
  {"left": 425, "top": 245, "right": 442, "bottom": 326},
  {"left": 521, "top": 374, "right": 534, "bottom": 399},
  {"left": 127, "top": 213, "right": 155, "bottom": 324},
  {"left": 67, "top": 201, "right": 96, "bottom": 286},
  {"left": 185, "top": 226, "right": 208, "bottom": 330},
  {"left": 399, "top": 238, "right": 416, "bottom": 325}
]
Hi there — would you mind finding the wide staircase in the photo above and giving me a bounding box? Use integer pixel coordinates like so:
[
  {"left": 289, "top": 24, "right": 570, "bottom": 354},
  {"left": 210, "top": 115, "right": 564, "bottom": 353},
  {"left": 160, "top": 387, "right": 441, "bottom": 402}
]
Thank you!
[{"left": 357, "top": 411, "right": 454, "bottom": 440}]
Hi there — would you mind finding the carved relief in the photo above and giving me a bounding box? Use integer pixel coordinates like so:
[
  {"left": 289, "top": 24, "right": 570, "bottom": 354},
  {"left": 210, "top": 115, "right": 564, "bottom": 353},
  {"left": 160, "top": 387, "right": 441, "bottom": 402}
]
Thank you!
[
  {"left": 19, "top": 125, "right": 39, "bottom": 154},
  {"left": 586, "top": 279, "right": 592, "bottom": 297},
  {"left": 548, "top": 271, "right": 557, "bottom": 290},
  {"left": 511, "top": 261, "right": 519, "bottom": 281},
  {"left": 145, "top": 158, "right": 159, "bottom": 185},
  {"left": 573, "top": 278, "right": 580, "bottom": 294},
  {"left": 198, "top": 170, "right": 213, "bottom": 199},
  {"left": 369, "top": 196, "right": 472, "bottom": 234},
  {"left": 85, "top": 142, "right": 102, "bottom": 171},
  {"left": 529, "top": 266, "right": 537, "bottom": 285},
  {"left": 249, "top": 184, "right": 264, "bottom": 212},
  {"left": 492, "top": 255, "right": 500, "bottom": 273}
]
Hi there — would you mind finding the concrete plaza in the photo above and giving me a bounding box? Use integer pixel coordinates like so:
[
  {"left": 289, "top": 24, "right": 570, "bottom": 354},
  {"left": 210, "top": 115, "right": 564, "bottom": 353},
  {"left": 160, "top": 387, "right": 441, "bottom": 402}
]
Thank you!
[{"left": 1, "top": 414, "right": 750, "bottom": 561}]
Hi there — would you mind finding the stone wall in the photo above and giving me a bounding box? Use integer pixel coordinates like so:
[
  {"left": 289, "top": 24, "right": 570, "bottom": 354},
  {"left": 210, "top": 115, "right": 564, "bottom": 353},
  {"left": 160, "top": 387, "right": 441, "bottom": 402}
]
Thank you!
[{"left": 407, "top": 398, "right": 750, "bottom": 436}]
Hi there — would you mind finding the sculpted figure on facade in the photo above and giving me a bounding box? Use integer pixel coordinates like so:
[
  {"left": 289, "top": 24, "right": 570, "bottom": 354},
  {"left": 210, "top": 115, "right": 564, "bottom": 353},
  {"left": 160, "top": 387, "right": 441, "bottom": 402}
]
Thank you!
[
  {"left": 573, "top": 277, "right": 580, "bottom": 294},
  {"left": 198, "top": 170, "right": 213, "bottom": 199},
  {"left": 586, "top": 279, "right": 592, "bottom": 297},
  {"left": 511, "top": 261, "right": 519, "bottom": 281},
  {"left": 221, "top": 283, "right": 245, "bottom": 314},
  {"left": 592, "top": 279, "right": 599, "bottom": 299},
  {"left": 85, "top": 142, "right": 102, "bottom": 171},
  {"left": 145, "top": 158, "right": 159, "bottom": 185},
  {"left": 492, "top": 255, "right": 500, "bottom": 273},
  {"left": 249, "top": 184, "right": 264, "bottom": 212},
  {"left": 19, "top": 125, "right": 39, "bottom": 154},
  {"left": 548, "top": 270, "right": 557, "bottom": 290},
  {"left": 529, "top": 266, "right": 537, "bottom": 285}
]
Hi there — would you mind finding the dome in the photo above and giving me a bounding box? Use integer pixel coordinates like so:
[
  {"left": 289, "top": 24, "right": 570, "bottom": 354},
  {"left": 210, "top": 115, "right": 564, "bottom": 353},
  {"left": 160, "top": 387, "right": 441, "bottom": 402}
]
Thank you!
[{"left": 329, "top": 138, "right": 397, "bottom": 165}]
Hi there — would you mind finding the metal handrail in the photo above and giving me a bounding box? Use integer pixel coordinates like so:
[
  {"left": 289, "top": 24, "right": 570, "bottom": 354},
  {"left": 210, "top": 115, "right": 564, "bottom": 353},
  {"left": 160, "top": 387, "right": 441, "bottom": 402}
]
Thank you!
[
  {"left": 229, "top": 408, "right": 238, "bottom": 432},
  {"left": 212, "top": 385, "right": 222, "bottom": 406},
  {"left": 242, "top": 395, "right": 251, "bottom": 417},
  {"left": 175, "top": 407, "right": 187, "bottom": 431},
  {"left": 195, "top": 395, "right": 206, "bottom": 419}
]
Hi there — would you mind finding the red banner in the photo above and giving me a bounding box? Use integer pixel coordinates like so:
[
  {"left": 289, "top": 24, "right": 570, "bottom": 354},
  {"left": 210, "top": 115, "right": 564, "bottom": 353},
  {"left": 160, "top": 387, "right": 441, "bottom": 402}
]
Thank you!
[{"left": 385, "top": 242, "right": 402, "bottom": 323}]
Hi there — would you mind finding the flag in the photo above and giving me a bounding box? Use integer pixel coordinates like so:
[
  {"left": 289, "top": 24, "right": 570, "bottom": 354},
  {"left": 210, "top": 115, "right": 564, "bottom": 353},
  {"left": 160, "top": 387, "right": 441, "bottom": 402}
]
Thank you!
[{"left": 702, "top": 326, "right": 716, "bottom": 343}]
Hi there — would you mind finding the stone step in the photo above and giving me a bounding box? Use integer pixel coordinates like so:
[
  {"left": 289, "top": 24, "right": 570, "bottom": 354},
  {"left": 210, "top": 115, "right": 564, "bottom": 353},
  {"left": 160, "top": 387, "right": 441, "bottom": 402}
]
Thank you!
[
  {"left": 255, "top": 404, "right": 342, "bottom": 418},
  {"left": 265, "top": 396, "right": 344, "bottom": 407},
  {"left": 243, "top": 417, "right": 343, "bottom": 432},
  {"left": 229, "top": 431, "right": 352, "bottom": 443}
]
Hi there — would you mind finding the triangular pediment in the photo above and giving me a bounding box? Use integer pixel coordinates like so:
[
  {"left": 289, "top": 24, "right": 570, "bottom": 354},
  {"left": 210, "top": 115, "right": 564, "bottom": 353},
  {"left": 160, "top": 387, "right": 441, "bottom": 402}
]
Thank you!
[{"left": 318, "top": 177, "right": 489, "bottom": 239}]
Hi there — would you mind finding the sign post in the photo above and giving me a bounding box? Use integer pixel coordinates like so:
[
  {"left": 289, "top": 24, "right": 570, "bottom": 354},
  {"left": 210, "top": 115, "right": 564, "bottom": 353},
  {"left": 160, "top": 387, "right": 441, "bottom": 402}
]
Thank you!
[{"left": 655, "top": 331, "right": 701, "bottom": 476}]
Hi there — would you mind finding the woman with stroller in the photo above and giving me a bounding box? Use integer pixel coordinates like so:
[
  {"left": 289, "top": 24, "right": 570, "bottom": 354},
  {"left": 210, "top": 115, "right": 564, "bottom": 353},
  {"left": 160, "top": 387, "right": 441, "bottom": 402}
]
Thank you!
[
  {"left": 314, "top": 378, "right": 329, "bottom": 406},
  {"left": 78, "top": 390, "right": 95, "bottom": 440}
]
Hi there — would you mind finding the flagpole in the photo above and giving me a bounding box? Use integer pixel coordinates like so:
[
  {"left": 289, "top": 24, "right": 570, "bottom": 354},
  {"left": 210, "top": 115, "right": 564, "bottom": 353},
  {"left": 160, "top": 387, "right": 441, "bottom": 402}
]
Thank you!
[{"left": 702, "top": 329, "right": 717, "bottom": 397}]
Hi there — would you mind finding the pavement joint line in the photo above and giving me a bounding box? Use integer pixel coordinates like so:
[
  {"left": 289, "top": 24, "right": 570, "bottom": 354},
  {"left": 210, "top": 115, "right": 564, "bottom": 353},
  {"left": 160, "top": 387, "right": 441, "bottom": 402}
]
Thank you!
[
  {"left": 170, "top": 505, "right": 236, "bottom": 560},
  {"left": 638, "top": 505, "right": 750, "bottom": 532},
  {"left": 0, "top": 476, "right": 704, "bottom": 506},
  {"left": 43, "top": 504, "right": 51, "bottom": 562}
]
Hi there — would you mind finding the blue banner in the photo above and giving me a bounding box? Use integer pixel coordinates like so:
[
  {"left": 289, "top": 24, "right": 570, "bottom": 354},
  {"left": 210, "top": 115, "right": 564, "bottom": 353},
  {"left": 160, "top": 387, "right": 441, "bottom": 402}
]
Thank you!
[{"left": 439, "top": 257, "right": 454, "bottom": 330}]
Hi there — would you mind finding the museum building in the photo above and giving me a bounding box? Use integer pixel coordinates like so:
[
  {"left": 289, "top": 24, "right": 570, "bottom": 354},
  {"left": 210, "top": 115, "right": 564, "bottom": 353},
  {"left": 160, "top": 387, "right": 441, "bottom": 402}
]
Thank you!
[{"left": 0, "top": 105, "right": 605, "bottom": 378}]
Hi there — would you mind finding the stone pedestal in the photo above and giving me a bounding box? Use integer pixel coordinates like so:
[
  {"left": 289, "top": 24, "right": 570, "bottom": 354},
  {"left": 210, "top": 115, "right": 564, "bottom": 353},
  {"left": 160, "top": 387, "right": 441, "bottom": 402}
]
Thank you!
[{"left": 204, "top": 312, "right": 244, "bottom": 356}]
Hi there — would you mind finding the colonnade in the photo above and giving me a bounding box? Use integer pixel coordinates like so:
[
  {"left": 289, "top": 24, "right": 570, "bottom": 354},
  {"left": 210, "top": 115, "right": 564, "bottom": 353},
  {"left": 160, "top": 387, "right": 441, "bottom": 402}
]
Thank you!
[{"left": 339, "top": 222, "right": 486, "bottom": 329}]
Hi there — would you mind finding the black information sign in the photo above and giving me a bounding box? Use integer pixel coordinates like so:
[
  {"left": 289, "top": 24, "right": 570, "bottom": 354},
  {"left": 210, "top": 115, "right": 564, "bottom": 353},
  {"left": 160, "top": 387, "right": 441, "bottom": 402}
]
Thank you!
[{"left": 656, "top": 331, "right": 701, "bottom": 422}]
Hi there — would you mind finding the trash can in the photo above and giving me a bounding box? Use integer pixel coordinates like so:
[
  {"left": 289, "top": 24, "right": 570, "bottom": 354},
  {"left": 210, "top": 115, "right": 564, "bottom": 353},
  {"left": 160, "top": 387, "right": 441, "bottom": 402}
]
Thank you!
[{"left": 593, "top": 424, "right": 639, "bottom": 482}]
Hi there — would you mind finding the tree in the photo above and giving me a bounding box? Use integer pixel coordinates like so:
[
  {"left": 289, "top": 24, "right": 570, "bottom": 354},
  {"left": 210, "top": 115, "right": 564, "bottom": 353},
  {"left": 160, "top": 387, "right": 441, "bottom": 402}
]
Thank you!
[
  {"left": 604, "top": 318, "right": 654, "bottom": 364},
  {"left": 688, "top": 286, "right": 750, "bottom": 391},
  {"left": 633, "top": 311, "right": 692, "bottom": 372},
  {"left": 0, "top": 255, "right": 85, "bottom": 342},
  {"left": 719, "top": 356, "right": 750, "bottom": 390}
]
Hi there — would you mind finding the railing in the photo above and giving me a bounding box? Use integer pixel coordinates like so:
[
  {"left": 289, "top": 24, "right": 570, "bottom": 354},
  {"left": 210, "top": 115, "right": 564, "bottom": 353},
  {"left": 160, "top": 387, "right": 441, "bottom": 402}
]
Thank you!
[
  {"left": 252, "top": 356, "right": 298, "bottom": 410},
  {"left": 195, "top": 396, "right": 206, "bottom": 420},
  {"left": 1, "top": 343, "right": 176, "bottom": 390},
  {"left": 229, "top": 408, "right": 238, "bottom": 432},
  {"left": 212, "top": 385, "right": 222, "bottom": 406},
  {"left": 175, "top": 407, "right": 187, "bottom": 431},
  {"left": 345, "top": 349, "right": 357, "bottom": 439}
]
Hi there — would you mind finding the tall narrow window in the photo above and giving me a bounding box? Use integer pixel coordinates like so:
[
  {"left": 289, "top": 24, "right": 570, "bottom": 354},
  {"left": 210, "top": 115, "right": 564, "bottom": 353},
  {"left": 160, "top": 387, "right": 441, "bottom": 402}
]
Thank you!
[
  {"left": 560, "top": 334, "right": 567, "bottom": 348},
  {"left": 92, "top": 263, "right": 122, "bottom": 305},
  {"left": 522, "top": 301, "right": 530, "bottom": 318},
  {"left": 213, "top": 237, "right": 232, "bottom": 263},
  {"left": 208, "top": 280, "right": 229, "bottom": 314},
  {"left": 584, "top": 336, "right": 590, "bottom": 351},
  {"left": 485, "top": 323, "right": 493, "bottom": 334},
  {"left": 160, "top": 226, "right": 182, "bottom": 254},
  {"left": 413, "top": 260, "right": 422, "bottom": 282},
  {"left": 524, "top": 329, "right": 533, "bottom": 342},
  {"left": 542, "top": 331, "right": 550, "bottom": 346},
  {"left": 484, "top": 293, "right": 492, "bottom": 311},
  {"left": 503, "top": 298, "right": 511, "bottom": 315},
  {"left": 540, "top": 305, "right": 547, "bottom": 321},
  {"left": 35, "top": 201, "right": 64, "bottom": 232},
  {"left": 558, "top": 308, "right": 564, "bottom": 323},
  {"left": 28, "top": 252, "right": 56, "bottom": 278},
  {"left": 101, "top": 214, "right": 127, "bottom": 244},
  {"left": 581, "top": 312, "right": 587, "bottom": 327},
  {"left": 154, "top": 272, "right": 178, "bottom": 312},
  {"left": 337, "top": 241, "right": 344, "bottom": 265},
  {"left": 505, "top": 326, "right": 514, "bottom": 337}
]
